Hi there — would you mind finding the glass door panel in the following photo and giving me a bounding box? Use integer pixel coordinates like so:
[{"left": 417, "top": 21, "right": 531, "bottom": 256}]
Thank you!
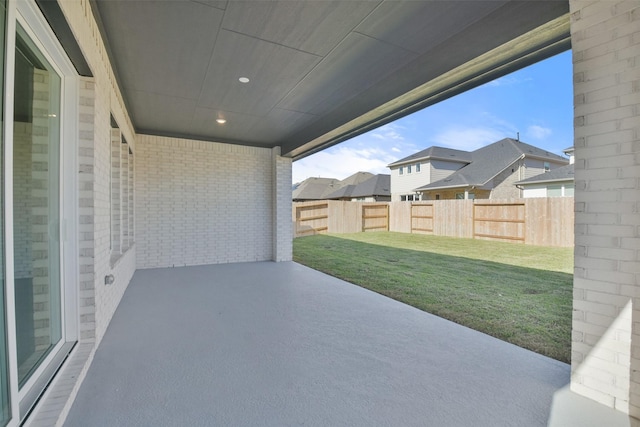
[{"left": 13, "top": 24, "right": 62, "bottom": 388}]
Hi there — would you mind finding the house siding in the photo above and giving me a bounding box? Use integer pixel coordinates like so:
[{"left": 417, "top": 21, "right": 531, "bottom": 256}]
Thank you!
[
  {"left": 521, "top": 181, "right": 574, "bottom": 198},
  {"left": 421, "top": 189, "right": 491, "bottom": 200},
  {"left": 521, "top": 185, "right": 548, "bottom": 198},
  {"left": 390, "top": 159, "right": 467, "bottom": 201},
  {"left": 523, "top": 157, "right": 567, "bottom": 179},
  {"left": 389, "top": 161, "right": 429, "bottom": 201},
  {"left": 430, "top": 159, "right": 466, "bottom": 182}
]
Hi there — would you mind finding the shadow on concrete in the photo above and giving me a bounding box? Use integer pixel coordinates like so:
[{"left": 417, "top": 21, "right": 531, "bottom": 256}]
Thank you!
[{"left": 294, "top": 234, "right": 573, "bottom": 362}]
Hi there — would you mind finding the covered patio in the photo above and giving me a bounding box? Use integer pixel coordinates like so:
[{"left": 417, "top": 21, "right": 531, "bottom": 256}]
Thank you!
[
  {"left": 3, "top": 1, "right": 635, "bottom": 425},
  {"left": 60, "top": 262, "right": 577, "bottom": 426}
]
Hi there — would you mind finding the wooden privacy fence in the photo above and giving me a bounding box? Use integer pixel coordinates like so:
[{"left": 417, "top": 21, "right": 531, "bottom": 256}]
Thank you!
[
  {"left": 410, "top": 203, "right": 434, "bottom": 234},
  {"left": 362, "top": 204, "right": 389, "bottom": 232},
  {"left": 293, "top": 198, "right": 574, "bottom": 247},
  {"left": 473, "top": 202, "right": 525, "bottom": 242},
  {"left": 294, "top": 202, "right": 328, "bottom": 236}
]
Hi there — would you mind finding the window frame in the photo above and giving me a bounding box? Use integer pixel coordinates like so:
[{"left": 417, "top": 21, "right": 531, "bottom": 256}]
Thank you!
[{"left": 4, "top": 1, "right": 80, "bottom": 422}]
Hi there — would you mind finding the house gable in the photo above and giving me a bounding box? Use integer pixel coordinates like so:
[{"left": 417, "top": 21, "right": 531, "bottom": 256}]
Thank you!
[
  {"left": 388, "top": 147, "right": 470, "bottom": 201},
  {"left": 414, "top": 138, "right": 569, "bottom": 199}
]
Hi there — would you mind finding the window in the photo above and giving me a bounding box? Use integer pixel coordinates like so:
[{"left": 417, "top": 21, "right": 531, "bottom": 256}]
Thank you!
[
  {"left": 415, "top": 163, "right": 421, "bottom": 173},
  {"left": 544, "top": 162, "right": 550, "bottom": 172},
  {"left": 435, "top": 194, "right": 440, "bottom": 200},
  {"left": 547, "top": 185, "right": 562, "bottom": 197},
  {"left": 455, "top": 193, "right": 465, "bottom": 199},
  {"left": 399, "top": 166, "right": 403, "bottom": 175},
  {"left": 14, "top": 23, "right": 64, "bottom": 390},
  {"left": 468, "top": 193, "right": 475, "bottom": 200},
  {"left": 407, "top": 164, "right": 412, "bottom": 174},
  {"left": 111, "top": 124, "right": 134, "bottom": 262},
  {"left": 400, "top": 195, "right": 406, "bottom": 201},
  {"left": 564, "top": 184, "right": 575, "bottom": 197}
]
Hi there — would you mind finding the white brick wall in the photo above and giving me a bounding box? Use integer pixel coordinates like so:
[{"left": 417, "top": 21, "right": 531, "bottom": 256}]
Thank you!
[
  {"left": 272, "top": 147, "right": 293, "bottom": 262},
  {"left": 570, "top": 0, "right": 640, "bottom": 416},
  {"left": 135, "top": 135, "right": 278, "bottom": 268}
]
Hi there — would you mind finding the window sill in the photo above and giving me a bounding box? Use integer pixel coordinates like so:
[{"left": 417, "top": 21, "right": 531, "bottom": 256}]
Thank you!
[{"left": 110, "top": 243, "right": 135, "bottom": 269}]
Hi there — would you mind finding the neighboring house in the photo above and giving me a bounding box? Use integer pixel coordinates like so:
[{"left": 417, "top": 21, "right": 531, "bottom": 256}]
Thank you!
[
  {"left": 292, "top": 177, "right": 343, "bottom": 201},
  {"left": 515, "top": 164, "right": 575, "bottom": 198},
  {"left": 413, "top": 138, "right": 569, "bottom": 200},
  {"left": 292, "top": 172, "right": 375, "bottom": 201},
  {"left": 564, "top": 146, "right": 575, "bottom": 164},
  {"left": 515, "top": 147, "right": 575, "bottom": 198},
  {"left": 325, "top": 174, "right": 391, "bottom": 201},
  {"left": 387, "top": 147, "right": 472, "bottom": 201}
]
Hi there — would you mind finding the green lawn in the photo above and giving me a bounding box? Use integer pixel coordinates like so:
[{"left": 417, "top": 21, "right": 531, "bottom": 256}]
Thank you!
[{"left": 293, "top": 232, "right": 573, "bottom": 363}]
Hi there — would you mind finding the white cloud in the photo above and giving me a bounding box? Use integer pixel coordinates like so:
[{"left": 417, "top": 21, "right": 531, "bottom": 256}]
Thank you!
[
  {"left": 292, "top": 145, "right": 396, "bottom": 183},
  {"left": 292, "top": 120, "right": 425, "bottom": 183},
  {"left": 485, "top": 76, "right": 532, "bottom": 87},
  {"left": 430, "top": 127, "right": 505, "bottom": 151},
  {"left": 370, "top": 123, "right": 406, "bottom": 141},
  {"left": 527, "top": 125, "right": 552, "bottom": 140}
]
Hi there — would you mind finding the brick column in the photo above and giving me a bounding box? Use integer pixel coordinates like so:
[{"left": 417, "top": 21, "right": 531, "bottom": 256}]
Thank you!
[
  {"left": 570, "top": 0, "right": 640, "bottom": 416},
  {"left": 272, "top": 146, "right": 293, "bottom": 262},
  {"left": 78, "top": 77, "right": 97, "bottom": 342}
]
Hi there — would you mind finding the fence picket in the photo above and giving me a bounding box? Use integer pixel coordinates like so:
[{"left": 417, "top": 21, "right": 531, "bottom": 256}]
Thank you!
[{"left": 293, "top": 198, "right": 573, "bottom": 247}]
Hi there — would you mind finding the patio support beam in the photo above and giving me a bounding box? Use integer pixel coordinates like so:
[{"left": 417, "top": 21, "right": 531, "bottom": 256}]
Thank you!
[
  {"left": 272, "top": 146, "right": 293, "bottom": 262},
  {"left": 569, "top": 0, "right": 640, "bottom": 418}
]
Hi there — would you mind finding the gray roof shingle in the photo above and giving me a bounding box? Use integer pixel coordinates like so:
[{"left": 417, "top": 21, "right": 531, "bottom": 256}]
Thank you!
[
  {"left": 414, "top": 138, "right": 569, "bottom": 191},
  {"left": 388, "top": 146, "right": 472, "bottom": 167},
  {"left": 293, "top": 172, "right": 384, "bottom": 200},
  {"left": 515, "top": 164, "right": 574, "bottom": 185},
  {"left": 325, "top": 174, "right": 390, "bottom": 199},
  {"left": 292, "top": 177, "right": 342, "bottom": 200}
]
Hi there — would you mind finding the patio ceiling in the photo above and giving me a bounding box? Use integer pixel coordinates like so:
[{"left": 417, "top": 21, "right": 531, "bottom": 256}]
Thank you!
[{"left": 90, "top": 0, "right": 569, "bottom": 159}]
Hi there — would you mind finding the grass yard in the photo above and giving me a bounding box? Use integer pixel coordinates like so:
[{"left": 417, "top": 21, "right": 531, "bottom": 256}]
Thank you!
[{"left": 293, "top": 232, "right": 573, "bottom": 363}]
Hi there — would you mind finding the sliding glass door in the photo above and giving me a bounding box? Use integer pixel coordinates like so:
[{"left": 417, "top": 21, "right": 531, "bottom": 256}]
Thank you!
[
  {"left": 13, "top": 23, "right": 62, "bottom": 389},
  {"left": 0, "top": 0, "right": 79, "bottom": 424}
]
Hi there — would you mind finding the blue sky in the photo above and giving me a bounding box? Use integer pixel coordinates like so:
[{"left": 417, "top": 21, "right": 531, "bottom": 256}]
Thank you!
[{"left": 292, "top": 50, "right": 573, "bottom": 183}]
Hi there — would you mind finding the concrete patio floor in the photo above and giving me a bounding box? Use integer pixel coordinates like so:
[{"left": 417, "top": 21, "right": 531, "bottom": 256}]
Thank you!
[{"left": 64, "top": 261, "right": 579, "bottom": 426}]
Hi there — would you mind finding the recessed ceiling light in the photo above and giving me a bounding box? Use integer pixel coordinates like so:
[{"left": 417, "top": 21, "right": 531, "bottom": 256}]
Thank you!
[
  {"left": 216, "top": 118, "right": 226, "bottom": 124},
  {"left": 239, "top": 77, "right": 250, "bottom": 83}
]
